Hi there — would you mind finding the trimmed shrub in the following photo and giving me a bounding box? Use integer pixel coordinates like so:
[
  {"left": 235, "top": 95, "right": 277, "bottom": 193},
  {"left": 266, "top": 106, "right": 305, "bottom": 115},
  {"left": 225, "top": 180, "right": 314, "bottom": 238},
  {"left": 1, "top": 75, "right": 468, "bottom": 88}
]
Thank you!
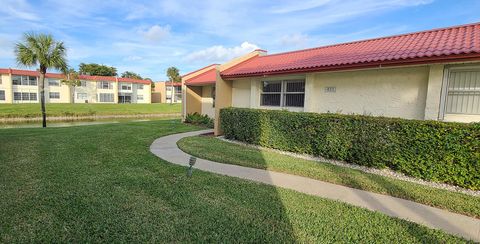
[
  {"left": 185, "top": 112, "right": 214, "bottom": 128},
  {"left": 220, "top": 108, "right": 480, "bottom": 190}
]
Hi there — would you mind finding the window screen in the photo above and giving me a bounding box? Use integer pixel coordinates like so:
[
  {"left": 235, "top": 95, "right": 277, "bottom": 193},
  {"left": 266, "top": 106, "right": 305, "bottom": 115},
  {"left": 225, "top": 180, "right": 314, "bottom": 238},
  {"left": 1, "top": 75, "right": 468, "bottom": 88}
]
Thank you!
[
  {"left": 445, "top": 70, "right": 480, "bottom": 115},
  {"left": 260, "top": 80, "right": 305, "bottom": 107}
]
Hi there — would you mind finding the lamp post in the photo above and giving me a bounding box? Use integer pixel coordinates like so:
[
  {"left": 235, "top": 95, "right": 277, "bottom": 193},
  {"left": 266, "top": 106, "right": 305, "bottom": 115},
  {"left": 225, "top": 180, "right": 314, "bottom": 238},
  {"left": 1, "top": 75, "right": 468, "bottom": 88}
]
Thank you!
[{"left": 187, "top": 156, "right": 196, "bottom": 177}]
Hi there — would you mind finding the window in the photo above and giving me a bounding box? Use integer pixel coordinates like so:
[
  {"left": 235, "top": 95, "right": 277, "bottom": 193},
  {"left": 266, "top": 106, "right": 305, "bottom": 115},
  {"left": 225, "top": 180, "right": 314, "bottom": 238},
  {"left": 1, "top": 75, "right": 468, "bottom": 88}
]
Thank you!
[
  {"left": 0, "top": 75, "right": 2, "bottom": 84},
  {"left": 261, "top": 81, "right": 282, "bottom": 106},
  {"left": 12, "top": 75, "right": 37, "bottom": 86},
  {"left": 77, "top": 93, "right": 88, "bottom": 100},
  {"left": 284, "top": 80, "right": 305, "bottom": 107},
  {"left": 14, "top": 92, "right": 21, "bottom": 101},
  {"left": 80, "top": 80, "right": 87, "bottom": 87},
  {"left": 49, "top": 92, "right": 60, "bottom": 99},
  {"left": 97, "top": 81, "right": 112, "bottom": 89},
  {"left": 137, "top": 95, "right": 143, "bottom": 100},
  {"left": 12, "top": 76, "right": 21, "bottom": 85},
  {"left": 98, "top": 93, "right": 114, "bottom": 102},
  {"left": 13, "top": 92, "right": 37, "bottom": 101},
  {"left": 48, "top": 79, "right": 60, "bottom": 86},
  {"left": 138, "top": 84, "right": 144, "bottom": 90},
  {"left": 121, "top": 84, "right": 132, "bottom": 90},
  {"left": 445, "top": 70, "right": 480, "bottom": 115},
  {"left": 0, "top": 90, "right": 4, "bottom": 100},
  {"left": 260, "top": 79, "right": 305, "bottom": 107}
]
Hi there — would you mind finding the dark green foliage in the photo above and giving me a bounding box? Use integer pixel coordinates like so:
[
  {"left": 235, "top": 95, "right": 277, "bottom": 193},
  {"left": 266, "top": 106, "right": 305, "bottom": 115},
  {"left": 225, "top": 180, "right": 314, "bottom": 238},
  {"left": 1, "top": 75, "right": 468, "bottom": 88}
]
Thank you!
[
  {"left": 220, "top": 108, "right": 480, "bottom": 190},
  {"left": 79, "top": 63, "right": 117, "bottom": 76},
  {"left": 185, "top": 112, "right": 214, "bottom": 128},
  {"left": 121, "top": 71, "right": 142, "bottom": 79}
]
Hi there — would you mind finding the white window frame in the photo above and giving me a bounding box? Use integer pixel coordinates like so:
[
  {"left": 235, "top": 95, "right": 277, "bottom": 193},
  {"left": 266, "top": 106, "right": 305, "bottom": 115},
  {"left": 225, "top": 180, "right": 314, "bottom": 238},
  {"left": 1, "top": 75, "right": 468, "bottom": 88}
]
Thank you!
[
  {"left": 12, "top": 75, "right": 37, "bottom": 86},
  {"left": 137, "top": 95, "right": 144, "bottom": 100},
  {"left": 439, "top": 65, "right": 480, "bottom": 119},
  {"left": 97, "top": 81, "right": 112, "bottom": 89},
  {"left": 260, "top": 79, "right": 305, "bottom": 108},
  {"left": 0, "top": 90, "right": 5, "bottom": 100},
  {"left": 49, "top": 92, "right": 60, "bottom": 99},
  {"left": 48, "top": 79, "right": 60, "bottom": 87},
  {"left": 80, "top": 80, "right": 87, "bottom": 87},
  {"left": 77, "top": 93, "right": 88, "bottom": 100},
  {"left": 13, "top": 92, "right": 37, "bottom": 101},
  {"left": 138, "top": 84, "right": 144, "bottom": 90},
  {"left": 121, "top": 84, "right": 132, "bottom": 91},
  {"left": 98, "top": 93, "right": 114, "bottom": 102}
]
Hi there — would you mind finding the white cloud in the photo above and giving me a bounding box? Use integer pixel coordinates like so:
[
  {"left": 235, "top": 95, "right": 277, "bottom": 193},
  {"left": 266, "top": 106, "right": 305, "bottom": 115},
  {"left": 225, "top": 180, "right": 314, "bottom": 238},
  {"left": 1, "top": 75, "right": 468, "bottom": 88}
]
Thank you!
[
  {"left": 140, "top": 25, "right": 171, "bottom": 42},
  {"left": 280, "top": 33, "right": 310, "bottom": 47},
  {"left": 185, "top": 42, "right": 260, "bottom": 63}
]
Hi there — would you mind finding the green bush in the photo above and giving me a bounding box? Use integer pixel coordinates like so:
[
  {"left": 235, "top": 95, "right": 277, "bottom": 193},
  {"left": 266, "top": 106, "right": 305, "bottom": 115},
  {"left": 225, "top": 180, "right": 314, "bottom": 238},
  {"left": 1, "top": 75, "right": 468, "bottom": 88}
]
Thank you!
[
  {"left": 185, "top": 112, "right": 214, "bottom": 128},
  {"left": 220, "top": 108, "right": 480, "bottom": 190}
]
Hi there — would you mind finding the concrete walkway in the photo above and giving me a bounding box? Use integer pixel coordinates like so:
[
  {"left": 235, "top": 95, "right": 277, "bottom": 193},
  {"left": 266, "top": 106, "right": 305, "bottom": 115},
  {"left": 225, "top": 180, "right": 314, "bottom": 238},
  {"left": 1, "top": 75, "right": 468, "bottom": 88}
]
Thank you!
[{"left": 150, "top": 129, "right": 480, "bottom": 242}]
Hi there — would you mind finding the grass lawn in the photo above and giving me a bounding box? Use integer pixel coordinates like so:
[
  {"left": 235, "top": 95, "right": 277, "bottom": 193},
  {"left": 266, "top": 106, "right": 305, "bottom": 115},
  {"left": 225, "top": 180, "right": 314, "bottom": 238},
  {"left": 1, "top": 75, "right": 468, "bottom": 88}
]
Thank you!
[
  {"left": 0, "top": 120, "right": 467, "bottom": 242},
  {"left": 0, "top": 103, "right": 181, "bottom": 118},
  {"left": 177, "top": 135, "right": 480, "bottom": 219}
]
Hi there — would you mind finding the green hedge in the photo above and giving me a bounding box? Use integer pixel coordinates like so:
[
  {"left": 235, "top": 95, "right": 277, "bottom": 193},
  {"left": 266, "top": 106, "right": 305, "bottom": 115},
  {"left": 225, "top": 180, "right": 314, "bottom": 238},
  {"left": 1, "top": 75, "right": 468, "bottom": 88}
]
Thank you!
[{"left": 220, "top": 108, "right": 480, "bottom": 190}]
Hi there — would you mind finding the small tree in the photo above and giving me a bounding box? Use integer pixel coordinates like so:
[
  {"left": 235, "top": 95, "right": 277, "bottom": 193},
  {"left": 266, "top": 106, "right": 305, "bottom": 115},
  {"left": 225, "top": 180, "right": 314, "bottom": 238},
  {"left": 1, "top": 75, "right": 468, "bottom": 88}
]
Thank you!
[
  {"left": 15, "top": 33, "right": 68, "bottom": 128},
  {"left": 121, "top": 71, "right": 142, "bottom": 79},
  {"left": 144, "top": 78, "right": 155, "bottom": 89},
  {"left": 79, "top": 63, "right": 117, "bottom": 76},
  {"left": 166, "top": 67, "right": 181, "bottom": 104},
  {"left": 61, "top": 68, "right": 81, "bottom": 103}
]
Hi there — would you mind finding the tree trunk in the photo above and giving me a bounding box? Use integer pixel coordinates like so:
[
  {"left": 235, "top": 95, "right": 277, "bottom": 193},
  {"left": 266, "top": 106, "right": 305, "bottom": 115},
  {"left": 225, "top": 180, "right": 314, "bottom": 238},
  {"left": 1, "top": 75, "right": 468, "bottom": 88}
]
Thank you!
[{"left": 39, "top": 72, "right": 47, "bottom": 128}]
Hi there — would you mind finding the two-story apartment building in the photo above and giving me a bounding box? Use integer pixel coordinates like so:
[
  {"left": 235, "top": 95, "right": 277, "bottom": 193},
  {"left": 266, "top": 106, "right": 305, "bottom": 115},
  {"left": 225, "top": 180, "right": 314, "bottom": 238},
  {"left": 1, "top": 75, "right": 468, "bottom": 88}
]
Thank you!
[
  {"left": 0, "top": 68, "right": 151, "bottom": 104},
  {"left": 152, "top": 81, "right": 182, "bottom": 103}
]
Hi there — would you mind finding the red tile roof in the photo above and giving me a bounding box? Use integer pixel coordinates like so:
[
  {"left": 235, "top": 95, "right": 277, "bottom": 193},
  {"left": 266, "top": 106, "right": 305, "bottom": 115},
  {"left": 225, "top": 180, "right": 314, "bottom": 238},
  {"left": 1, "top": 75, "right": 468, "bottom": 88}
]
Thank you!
[
  {"left": 222, "top": 23, "right": 480, "bottom": 78},
  {"left": 184, "top": 68, "right": 217, "bottom": 85},
  {"left": 118, "top": 77, "right": 151, "bottom": 84},
  {"left": 0, "top": 68, "right": 151, "bottom": 84}
]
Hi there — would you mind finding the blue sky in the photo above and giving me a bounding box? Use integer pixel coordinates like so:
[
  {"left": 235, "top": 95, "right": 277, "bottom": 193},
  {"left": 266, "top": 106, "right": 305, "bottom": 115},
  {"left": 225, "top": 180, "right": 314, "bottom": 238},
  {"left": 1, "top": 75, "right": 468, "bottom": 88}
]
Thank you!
[{"left": 0, "top": 0, "right": 479, "bottom": 80}]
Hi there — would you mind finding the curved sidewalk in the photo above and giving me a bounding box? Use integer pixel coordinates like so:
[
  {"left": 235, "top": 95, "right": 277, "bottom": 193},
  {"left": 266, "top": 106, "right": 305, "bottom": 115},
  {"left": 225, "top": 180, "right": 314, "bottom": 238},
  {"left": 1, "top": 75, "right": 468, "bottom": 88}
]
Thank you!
[{"left": 150, "top": 129, "right": 480, "bottom": 242}]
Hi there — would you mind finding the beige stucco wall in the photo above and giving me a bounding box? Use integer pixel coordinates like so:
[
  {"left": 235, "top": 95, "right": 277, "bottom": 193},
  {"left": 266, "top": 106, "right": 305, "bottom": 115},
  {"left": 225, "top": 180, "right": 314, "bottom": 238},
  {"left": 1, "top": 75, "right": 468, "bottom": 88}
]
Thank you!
[
  {"left": 231, "top": 79, "right": 251, "bottom": 108},
  {"left": 229, "top": 66, "right": 432, "bottom": 120},
  {"left": 152, "top": 82, "right": 166, "bottom": 103},
  {"left": 181, "top": 65, "right": 218, "bottom": 120},
  {"left": 75, "top": 80, "right": 97, "bottom": 103},
  {"left": 214, "top": 50, "right": 266, "bottom": 135},
  {"left": 185, "top": 86, "right": 203, "bottom": 115},
  {"left": 201, "top": 85, "right": 215, "bottom": 118},
  {"left": 0, "top": 74, "right": 12, "bottom": 103},
  {"left": 307, "top": 66, "right": 429, "bottom": 119},
  {"left": 45, "top": 78, "right": 71, "bottom": 103}
]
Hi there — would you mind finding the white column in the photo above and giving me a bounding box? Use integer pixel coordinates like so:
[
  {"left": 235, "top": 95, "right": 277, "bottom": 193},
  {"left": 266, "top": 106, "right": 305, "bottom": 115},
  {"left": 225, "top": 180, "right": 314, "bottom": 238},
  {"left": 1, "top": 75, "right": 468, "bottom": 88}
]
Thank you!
[{"left": 424, "top": 64, "right": 445, "bottom": 120}]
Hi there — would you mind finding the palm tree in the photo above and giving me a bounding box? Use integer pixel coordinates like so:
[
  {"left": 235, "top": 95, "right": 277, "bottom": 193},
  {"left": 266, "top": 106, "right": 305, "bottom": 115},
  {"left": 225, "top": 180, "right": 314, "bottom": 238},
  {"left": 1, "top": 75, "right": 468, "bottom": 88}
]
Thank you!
[
  {"left": 15, "top": 33, "right": 68, "bottom": 128},
  {"left": 166, "top": 67, "right": 181, "bottom": 104}
]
